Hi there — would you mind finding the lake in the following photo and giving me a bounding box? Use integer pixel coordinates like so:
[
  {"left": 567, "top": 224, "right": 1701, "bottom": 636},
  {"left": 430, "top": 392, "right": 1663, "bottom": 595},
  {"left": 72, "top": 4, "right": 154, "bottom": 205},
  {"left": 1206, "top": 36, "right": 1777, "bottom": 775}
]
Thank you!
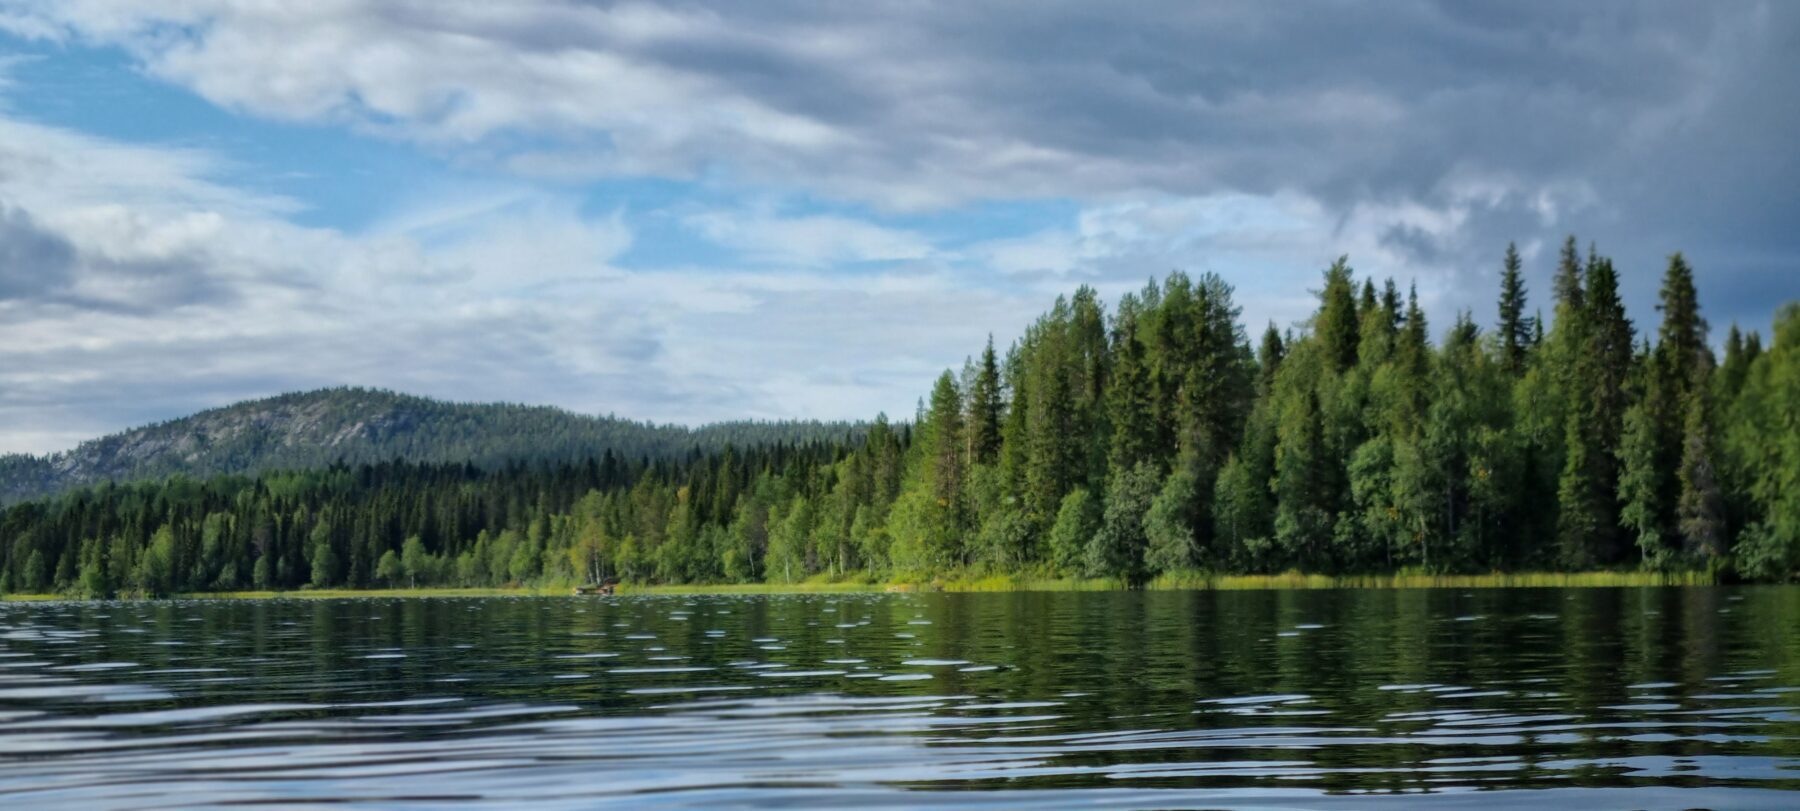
[{"left": 1, "top": 588, "right": 1796, "bottom": 809}]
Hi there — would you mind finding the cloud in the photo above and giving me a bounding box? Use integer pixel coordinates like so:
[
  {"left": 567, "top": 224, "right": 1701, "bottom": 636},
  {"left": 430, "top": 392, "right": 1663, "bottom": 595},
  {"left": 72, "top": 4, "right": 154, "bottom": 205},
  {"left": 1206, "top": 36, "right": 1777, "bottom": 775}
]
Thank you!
[
  {"left": 684, "top": 206, "right": 932, "bottom": 268},
  {"left": 0, "top": 205, "right": 74, "bottom": 299},
  {"left": 0, "top": 1, "right": 1794, "bottom": 451},
  {"left": 0, "top": 2, "right": 1775, "bottom": 207},
  {"left": 3, "top": 2, "right": 1789, "bottom": 321},
  {"left": 0, "top": 110, "right": 1029, "bottom": 454}
]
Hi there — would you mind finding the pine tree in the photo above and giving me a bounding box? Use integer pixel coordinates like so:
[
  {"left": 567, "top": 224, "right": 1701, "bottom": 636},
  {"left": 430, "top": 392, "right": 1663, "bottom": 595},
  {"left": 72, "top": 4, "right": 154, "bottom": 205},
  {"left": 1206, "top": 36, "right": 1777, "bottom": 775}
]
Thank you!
[
  {"left": 1557, "top": 252, "right": 1634, "bottom": 566},
  {"left": 1497, "top": 242, "right": 1532, "bottom": 374},
  {"left": 968, "top": 337, "right": 1004, "bottom": 465},
  {"left": 1719, "top": 324, "right": 1751, "bottom": 400},
  {"left": 926, "top": 371, "right": 965, "bottom": 524},
  {"left": 1676, "top": 362, "right": 1726, "bottom": 560},
  {"left": 1025, "top": 346, "right": 1078, "bottom": 524},
  {"left": 1655, "top": 253, "right": 1709, "bottom": 392},
  {"left": 1618, "top": 357, "right": 1670, "bottom": 565},
  {"left": 1553, "top": 236, "right": 1584, "bottom": 314},
  {"left": 1256, "top": 324, "right": 1285, "bottom": 396},
  {"left": 1107, "top": 323, "right": 1157, "bottom": 474},
  {"left": 1275, "top": 383, "right": 1332, "bottom": 568},
  {"left": 1396, "top": 284, "right": 1432, "bottom": 428},
  {"left": 1315, "top": 257, "right": 1360, "bottom": 373},
  {"left": 1547, "top": 239, "right": 1593, "bottom": 566}
]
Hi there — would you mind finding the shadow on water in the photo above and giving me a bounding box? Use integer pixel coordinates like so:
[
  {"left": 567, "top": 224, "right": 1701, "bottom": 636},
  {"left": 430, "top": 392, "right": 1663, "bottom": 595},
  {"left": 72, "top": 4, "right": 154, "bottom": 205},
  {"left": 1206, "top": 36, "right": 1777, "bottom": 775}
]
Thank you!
[{"left": 0, "top": 587, "right": 1796, "bottom": 808}]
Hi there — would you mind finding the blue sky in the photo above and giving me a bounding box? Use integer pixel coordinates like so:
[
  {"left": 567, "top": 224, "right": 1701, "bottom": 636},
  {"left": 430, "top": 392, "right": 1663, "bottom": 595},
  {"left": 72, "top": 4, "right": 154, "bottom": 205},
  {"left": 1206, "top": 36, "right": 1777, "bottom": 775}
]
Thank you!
[{"left": 0, "top": 1, "right": 1795, "bottom": 454}]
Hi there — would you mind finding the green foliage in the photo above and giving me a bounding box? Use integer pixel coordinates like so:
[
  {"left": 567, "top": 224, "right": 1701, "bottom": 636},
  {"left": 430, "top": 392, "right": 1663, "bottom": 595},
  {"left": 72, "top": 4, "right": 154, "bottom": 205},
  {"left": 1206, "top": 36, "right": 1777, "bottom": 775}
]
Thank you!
[
  {"left": 1087, "top": 462, "right": 1161, "bottom": 581},
  {"left": 1720, "top": 304, "right": 1800, "bottom": 580},
  {"left": 2, "top": 245, "right": 1795, "bottom": 591},
  {"left": 375, "top": 550, "right": 403, "bottom": 586},
  {"left": 1048, "top": 488, "right": 1100, "bottom": 575},
  {"left": 1143, "top": 466, "right": 1200, "bottom": 574},
  {"left": 1315, "top": 257, "right": 1361, "bottom": 373},
  {"left": 310, "top": 542, "right": 337, "bottom": 589},
  {"left": 1497, "top": 242, "right": 1533, "bottom": 374},
  {"left": 1676, "top": 369, "right": 1726, "bottom": 560}
]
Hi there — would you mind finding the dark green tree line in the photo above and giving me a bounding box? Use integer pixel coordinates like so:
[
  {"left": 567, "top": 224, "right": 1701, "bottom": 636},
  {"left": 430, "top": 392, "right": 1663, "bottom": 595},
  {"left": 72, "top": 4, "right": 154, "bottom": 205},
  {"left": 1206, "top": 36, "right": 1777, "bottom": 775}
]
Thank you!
[{"left": 4, "top": 241, "right": 1798, "bottom": 595}]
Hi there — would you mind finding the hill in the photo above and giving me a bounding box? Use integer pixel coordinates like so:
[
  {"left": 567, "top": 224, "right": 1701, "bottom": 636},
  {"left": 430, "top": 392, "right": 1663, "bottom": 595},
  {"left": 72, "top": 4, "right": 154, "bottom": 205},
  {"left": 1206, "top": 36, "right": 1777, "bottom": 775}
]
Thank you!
[{"left": 0, "top": 387, "right": 866, "bottom": 504}]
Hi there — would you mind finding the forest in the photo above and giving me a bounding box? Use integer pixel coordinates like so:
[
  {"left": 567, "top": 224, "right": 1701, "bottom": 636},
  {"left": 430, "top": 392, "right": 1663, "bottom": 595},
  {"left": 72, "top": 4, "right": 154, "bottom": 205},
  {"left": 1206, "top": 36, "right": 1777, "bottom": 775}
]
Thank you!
[
  {"left": 0, "top": 387, "right": 865, "bottom": 505},
  {"left": 2, "top": 237, "right": 1796, "bottom": 596}
]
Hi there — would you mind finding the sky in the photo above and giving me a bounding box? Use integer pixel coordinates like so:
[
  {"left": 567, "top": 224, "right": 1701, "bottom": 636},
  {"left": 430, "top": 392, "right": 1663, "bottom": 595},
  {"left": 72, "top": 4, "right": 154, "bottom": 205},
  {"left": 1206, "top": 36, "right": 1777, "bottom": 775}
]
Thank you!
[{"left": 0, "top": 1, "right": 1796, "bottom": 455}]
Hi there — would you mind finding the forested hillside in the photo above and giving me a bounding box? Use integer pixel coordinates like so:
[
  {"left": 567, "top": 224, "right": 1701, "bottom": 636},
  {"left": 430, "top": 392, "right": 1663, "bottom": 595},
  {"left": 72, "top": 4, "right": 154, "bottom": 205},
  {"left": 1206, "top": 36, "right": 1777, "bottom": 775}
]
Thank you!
[
  {"left": 3, "top": 238, "right": 1797, "bottom": 596},
  {"left": 0, "top": 388, "right": 864, "bottom": 505}
]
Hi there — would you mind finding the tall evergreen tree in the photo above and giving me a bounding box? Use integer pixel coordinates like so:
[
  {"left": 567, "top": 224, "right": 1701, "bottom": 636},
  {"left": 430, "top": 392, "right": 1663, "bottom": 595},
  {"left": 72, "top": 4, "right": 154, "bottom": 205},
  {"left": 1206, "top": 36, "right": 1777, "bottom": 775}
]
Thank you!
[
  {"left": 1256, "top": 324, "right": 1285, "bottom": 395},
  {"left": 1025, "top": 337, "right": 1078, "bottom": 525},
  {"left": 926, "top": 371, "right": 966, "bottom": 521},
  {"left": 1315, "top": 257, "right": 1361, "bottom": 373},
  {"left": 1619, "top": 350, "right": 1671, "bottom": 564},
  {"left": 1107, "top": 320, "right": 1157, "bottom": 474},
  {"left": 1677, "top": 356, "right": 1726, "bottom": 560},
  {"left": 1558, "top": 252, "right": 1633, "bottom": 566},
  {"left": 968, "top": 336, "right": 1004, "bottom": 465},
  {"left": 1655, "top": 253, "right": 1709, "bottom": 391},
  {"left": 1719, "top": 324, "right": 1752, "bottom": 401},
  {"left": 1497, "top": 242, "right": 1532, "bottom": 374}
]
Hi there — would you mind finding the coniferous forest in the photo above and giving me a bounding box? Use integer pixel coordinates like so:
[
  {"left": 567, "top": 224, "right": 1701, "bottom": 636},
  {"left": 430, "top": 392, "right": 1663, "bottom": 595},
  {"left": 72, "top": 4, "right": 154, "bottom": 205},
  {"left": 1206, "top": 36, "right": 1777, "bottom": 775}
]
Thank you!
[{"left": 3, "top": 239, "right": 1797, "bottom": 596}]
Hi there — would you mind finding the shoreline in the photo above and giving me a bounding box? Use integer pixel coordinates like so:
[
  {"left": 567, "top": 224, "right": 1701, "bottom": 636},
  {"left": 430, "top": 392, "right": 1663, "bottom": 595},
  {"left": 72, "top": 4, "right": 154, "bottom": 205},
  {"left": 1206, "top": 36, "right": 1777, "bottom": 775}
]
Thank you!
[{"left": 0, "top": 570, "right": 1732, "bottom": 602}]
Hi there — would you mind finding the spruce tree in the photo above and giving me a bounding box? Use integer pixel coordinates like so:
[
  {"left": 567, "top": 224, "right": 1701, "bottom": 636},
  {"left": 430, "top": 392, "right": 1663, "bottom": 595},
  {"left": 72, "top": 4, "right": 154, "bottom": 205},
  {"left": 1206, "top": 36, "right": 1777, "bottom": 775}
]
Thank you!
[
  {"left": 1107, "top": 324, "right": 1157, "bottom": 474},
  {"left": 1397, "top": 284, "right": 1432, "bottom": 428},
  {"left": 968, "top": 337, "right": 1003, "bottom": 465},
  {"left": 927, "top": 371, "right": 965, "bottom": 518},
  {"left": 1025, "top": 340, "right": 1078, "bottom": 525},
  {"left": 1676, "top": 359, "right": 1726, "bottom": 560},
  {"left": 1497, "top": 242, "right": 1532, "bottom": 374},
  {"left": 1619, "top": 355, "right": 1670, "bottom": 565},
  {"left": 1256, "top": 324, "right": 1285, "bottom": 395},
  {"left": 1315, "top": 257, "right": 1361, "bottom": 373},
  {"left": 1557, "top": 253, "right": 1633, "bottom": 566},
  {"left": 1655, "top": 253, "right": 1709, "bottom": 392},
  {"left": 1553, "top": 236, "right": 1584, "bottom": 314},
  {"left": 1719, "top": 324, "right": 1751, "bottom": 400}
]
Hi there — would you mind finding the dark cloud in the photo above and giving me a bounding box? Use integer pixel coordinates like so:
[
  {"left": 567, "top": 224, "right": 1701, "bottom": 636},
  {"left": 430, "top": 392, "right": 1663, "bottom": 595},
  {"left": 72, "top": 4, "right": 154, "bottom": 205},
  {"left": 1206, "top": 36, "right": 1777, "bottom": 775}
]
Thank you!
[
  {"left": 0, "top": 203, "right": 240, "bottom": 314},
  {"left": 24, "top": 2, "right": 1793, "bottom": 322},
  {"left": 0, "top": 204, "right": 75, "bottom": 299},
  {"left": 358, "top": 1, "right": 1800, "bottom": 328},
  {"left": 2, "top": 0, "right": 1795, "bottom": 453}
]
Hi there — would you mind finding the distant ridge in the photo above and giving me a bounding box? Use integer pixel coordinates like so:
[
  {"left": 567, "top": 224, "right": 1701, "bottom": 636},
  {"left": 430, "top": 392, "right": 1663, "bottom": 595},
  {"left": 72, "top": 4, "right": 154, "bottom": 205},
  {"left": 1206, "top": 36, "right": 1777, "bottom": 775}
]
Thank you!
[{"left": 0, "top": 387, "right": 866, "bottom": 504}]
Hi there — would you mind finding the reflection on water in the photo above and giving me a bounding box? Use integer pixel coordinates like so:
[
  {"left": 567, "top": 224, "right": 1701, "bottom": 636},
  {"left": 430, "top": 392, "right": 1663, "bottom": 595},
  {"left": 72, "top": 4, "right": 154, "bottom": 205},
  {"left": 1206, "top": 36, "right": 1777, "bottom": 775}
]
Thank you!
[{"left": 0, "top": 588, "right": 1796, "bottom": 809}]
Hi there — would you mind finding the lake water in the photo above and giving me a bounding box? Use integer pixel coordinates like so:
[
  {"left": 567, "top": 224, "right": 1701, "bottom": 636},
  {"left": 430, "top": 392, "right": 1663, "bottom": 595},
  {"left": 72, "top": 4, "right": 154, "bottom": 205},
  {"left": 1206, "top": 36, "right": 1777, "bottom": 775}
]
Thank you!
[{"left": 1, "top": 588, "right": 1796, "bottom": 809}]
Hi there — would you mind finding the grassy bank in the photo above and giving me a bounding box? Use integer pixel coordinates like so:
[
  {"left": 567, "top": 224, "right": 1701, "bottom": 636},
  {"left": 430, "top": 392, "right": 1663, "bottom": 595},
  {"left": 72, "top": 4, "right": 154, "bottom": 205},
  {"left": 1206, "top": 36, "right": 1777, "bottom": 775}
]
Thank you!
[{"left": 0, "top": 569, "right": 1727, "bottom": 602}]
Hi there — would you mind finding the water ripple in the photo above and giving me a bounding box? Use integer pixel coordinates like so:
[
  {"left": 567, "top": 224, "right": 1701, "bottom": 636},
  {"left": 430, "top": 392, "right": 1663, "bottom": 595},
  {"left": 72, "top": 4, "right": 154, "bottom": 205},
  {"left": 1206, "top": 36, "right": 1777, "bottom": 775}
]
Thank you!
[{"left": 0, "top": 588, "right": 1795, "bottom": 808}]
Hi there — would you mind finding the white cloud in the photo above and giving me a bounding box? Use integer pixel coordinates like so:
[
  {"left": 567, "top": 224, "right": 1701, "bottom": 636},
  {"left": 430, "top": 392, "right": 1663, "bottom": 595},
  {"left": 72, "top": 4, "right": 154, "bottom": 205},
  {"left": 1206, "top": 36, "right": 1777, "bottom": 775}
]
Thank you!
[
  {"left": 684, "top": 206, "right": 931, "bottom": 268},
  {"left": 4, "top": 0, "right": 1766, "bottom": 216},
  {"left": 0, "top": 110, "right": 1027, "bottom": 454},
  {"left": 0, "top": 0, "right": 1792, "bottom": 452}
]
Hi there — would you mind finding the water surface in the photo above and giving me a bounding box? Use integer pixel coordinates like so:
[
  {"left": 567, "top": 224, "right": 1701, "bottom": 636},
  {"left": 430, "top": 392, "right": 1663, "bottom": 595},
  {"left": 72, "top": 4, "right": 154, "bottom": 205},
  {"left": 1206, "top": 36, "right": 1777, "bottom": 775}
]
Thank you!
[{"left": 1, "top": 588, "right": 1796, "bottom": 808}]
